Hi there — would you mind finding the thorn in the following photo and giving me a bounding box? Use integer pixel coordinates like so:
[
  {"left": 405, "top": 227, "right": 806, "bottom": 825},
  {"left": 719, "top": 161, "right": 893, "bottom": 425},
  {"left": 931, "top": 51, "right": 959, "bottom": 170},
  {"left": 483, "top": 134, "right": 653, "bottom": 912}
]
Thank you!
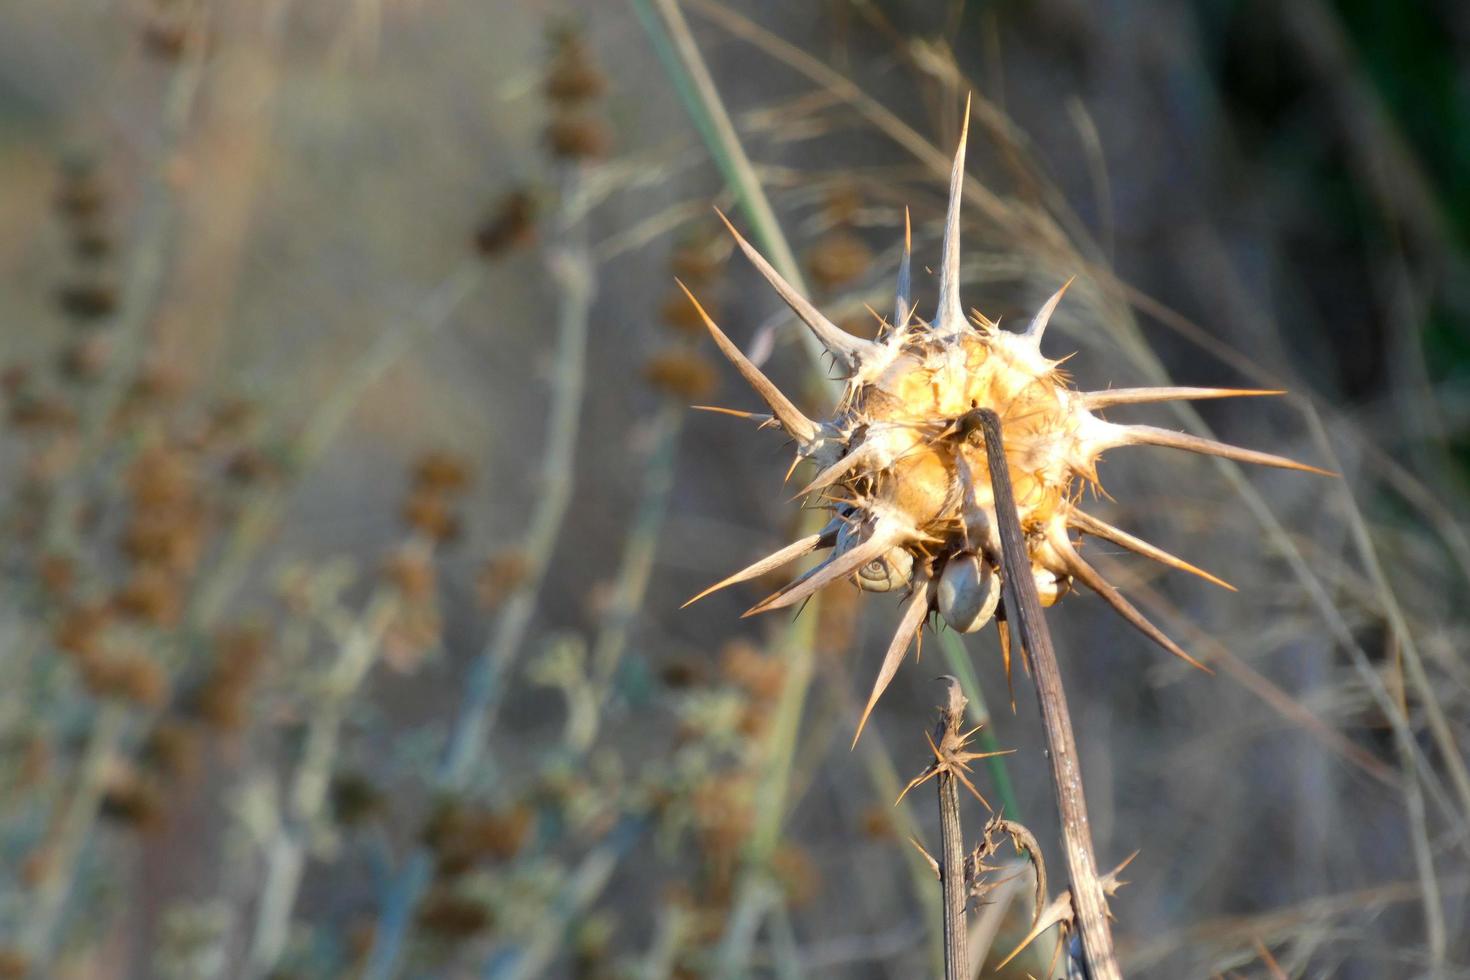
[
  {"left": 853, "top": 574, "right": 931, "bottom": 747},
  {"left": 1108, "top": 422, "right": 1337, "bottom": 477},
  {"left": 894, "top": 206, "right": 913, "bottom": 330},
  {"left": 690, "top": 404, "right": 773, "bottom": 421},
  {"left": 682, "top": 532, "right": 830, "bottom": 608},
  {"left": 1020, "top": 276, "right": 1075, "bottom": 343},
  {"left": 743, "top": 531, "right": 897, "bottom": 616},
  {"left": 1068, "top": 507, "right": 1236, "bottom": 591},
  {"left": 678, "top": 280, "right": 820, "bottom": 446},
  {"left": 908, "top": 837, "right": 940, "bottom": 878},
  {"left": 1048, "top": 527, "right": 1214, "bottom": 674},
  {"left": 713, "top": 209, "right": 877, "bottom": 374},
  {"left": 1079, "top": 387, "right": 1284, "bottom": 411},
  {"left": 933, "top": 94, "right": 971, "bottom": 337}
]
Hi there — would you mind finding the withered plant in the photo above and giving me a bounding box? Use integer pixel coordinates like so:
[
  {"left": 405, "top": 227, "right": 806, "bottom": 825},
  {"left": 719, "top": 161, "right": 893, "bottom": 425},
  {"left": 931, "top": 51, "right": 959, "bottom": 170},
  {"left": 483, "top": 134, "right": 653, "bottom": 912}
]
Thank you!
[{"left": 683, "top": 101, "right": 1330, "bottom": 976}]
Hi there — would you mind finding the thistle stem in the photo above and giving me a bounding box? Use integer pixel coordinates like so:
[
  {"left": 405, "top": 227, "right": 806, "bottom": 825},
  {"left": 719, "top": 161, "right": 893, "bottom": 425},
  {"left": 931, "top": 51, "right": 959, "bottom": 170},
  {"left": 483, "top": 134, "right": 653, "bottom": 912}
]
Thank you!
[
  {"left": 934, "top": 683, "right": 969, "bottom": 980},
  {"left": 973, "top": 407, "right": 1122, "bottom": 980}
]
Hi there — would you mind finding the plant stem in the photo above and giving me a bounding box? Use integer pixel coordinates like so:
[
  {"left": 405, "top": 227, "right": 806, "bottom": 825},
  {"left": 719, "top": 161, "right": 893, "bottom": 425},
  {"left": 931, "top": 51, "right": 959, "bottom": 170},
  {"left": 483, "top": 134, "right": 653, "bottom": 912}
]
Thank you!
[
  {"left": 934, "top": 682, "right": 969, "bottom": 980},
  {"left": 937, "top": 629, "right": 1021, "bottom": 819},
  {"left": 973, "top": 407, "right": 1122, "bottom": 980}
]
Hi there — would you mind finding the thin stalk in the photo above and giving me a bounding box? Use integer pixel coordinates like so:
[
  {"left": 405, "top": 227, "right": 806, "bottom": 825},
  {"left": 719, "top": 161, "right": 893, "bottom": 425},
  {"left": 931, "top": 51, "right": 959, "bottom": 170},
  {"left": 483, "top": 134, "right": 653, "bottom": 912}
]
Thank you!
[
  {"left": 934, "top": 684, "right": 969, "bottom": 980},
  {"left": 974, "top": 407, "right": 1121, "bottom": 980},
  {"left": 20, "top": 703, "right": 126, "bottom": 971},
  {"left": 936, "top": 629, "right": 1021, "bottom": 819},
  {"left": 244, "top": 580, "right": 406, "bottom": 978}
]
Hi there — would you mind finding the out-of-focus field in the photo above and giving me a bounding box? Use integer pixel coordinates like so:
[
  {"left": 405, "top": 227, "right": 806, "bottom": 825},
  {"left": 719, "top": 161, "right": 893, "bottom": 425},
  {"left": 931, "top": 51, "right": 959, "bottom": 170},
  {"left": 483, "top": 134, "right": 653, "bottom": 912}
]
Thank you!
[{"left": 0, "top": 1, "right": 1466, "bottom": 977}]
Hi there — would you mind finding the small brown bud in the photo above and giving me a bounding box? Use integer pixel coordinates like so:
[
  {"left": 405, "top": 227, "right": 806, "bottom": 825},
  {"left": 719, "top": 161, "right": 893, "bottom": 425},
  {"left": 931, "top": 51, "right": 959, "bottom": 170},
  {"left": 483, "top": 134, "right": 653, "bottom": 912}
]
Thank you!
[
  {"left": 477, "top": 551, "right": 531, "bottom": 607},
  {"left": 545, "top": 34, "right": 606, "bottom": 105},
  {"left": 54, "top": 603, "right": 111, "bottom": 657},
  {"left": 99, "top": 770, "right": 165, "bottom": 829},
  {"left": 142, "top": 721, "right": 201, "bottom": 781},
  {"left": 642, "top": 349, "right": 718, "bottom": 400},
  {"left": 112, "top": 567, "right": 185, "bottom": 626},
  {"left": 805, "top": 231, "right": 872, "bottom": 292},
  {"left": 474, "top": 190, "right": 537, "bottom": 258},
  {"left": 37, "top": 553, "right": 75, "bottom": 597},
  {"left": 401, "top": 489, "right": 461, "bottom": 542},
  {"left": 417, "top": 890, "right": 493, "bottom": 939},
  {"left": 58, "top": 335, "right": 110, "bottom": 383},
  {"left": 382, "top": 549, "right": 435, "bottom": 600},
  {"left": 546, "top": 114, "right": 611, "bottom": 161},
  {"left": 56, "top": 280, "right": 119, "bottom": 320},
  {"left": 81, "top": 649, "right": 170, "bottom": 708},
  {"left": 719, "top": 641, "right": 785, "bottom": 702},
  {"left": 331, "top": 772, "right": 384, "bottom": 826},
  {"left": 411, "top": 451, "right": 473, "bottom": 494}
]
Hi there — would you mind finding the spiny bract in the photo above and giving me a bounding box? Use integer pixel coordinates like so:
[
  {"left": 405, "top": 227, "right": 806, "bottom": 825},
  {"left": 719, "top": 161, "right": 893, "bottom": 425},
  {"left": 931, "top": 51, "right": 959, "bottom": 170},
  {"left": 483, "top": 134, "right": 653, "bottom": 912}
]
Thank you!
[{"left": 684, "top": 105, "right": 1330, "bottom": 741}]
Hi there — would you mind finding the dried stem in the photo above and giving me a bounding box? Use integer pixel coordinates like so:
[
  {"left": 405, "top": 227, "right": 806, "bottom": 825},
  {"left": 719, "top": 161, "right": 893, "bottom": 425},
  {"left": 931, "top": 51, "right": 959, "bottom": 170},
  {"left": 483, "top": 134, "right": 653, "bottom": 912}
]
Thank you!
[
  {"left": 973, "top": 407, "right": 1122, "bottom": 980},
  {"left": 934, "top": 681, "right": 969, "bottom": 980}
]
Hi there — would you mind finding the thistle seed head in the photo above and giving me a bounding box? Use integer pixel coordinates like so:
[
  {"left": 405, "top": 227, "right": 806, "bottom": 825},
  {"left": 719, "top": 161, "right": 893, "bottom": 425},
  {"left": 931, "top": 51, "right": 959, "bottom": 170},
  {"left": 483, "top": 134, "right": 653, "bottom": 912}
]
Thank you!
[{"left": 686, "top": 99, "right": 1331, "bottom": 739}]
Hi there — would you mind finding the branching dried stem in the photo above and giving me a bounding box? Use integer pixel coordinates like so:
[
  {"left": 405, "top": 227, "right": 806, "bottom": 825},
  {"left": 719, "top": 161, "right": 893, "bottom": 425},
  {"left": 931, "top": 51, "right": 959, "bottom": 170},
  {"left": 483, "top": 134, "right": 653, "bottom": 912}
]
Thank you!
[{"left": 974, "top": 407, "right": 1123, "bottom": 980}]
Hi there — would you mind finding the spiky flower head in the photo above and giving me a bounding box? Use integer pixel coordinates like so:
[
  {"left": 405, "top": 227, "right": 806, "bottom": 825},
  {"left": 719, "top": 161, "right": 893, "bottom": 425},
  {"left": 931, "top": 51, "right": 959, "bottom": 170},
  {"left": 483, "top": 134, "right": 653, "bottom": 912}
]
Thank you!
[{"left": 684, "top": 104, "right": 1330, "bottom": 740}]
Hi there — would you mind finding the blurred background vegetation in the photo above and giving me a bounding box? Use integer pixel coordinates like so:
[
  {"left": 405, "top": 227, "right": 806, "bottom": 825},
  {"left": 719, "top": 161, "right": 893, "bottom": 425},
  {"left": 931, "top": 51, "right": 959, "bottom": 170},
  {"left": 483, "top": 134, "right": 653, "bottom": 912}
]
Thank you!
[{"left": 0, "top": 1, "right": 1467, "bottom": 977}]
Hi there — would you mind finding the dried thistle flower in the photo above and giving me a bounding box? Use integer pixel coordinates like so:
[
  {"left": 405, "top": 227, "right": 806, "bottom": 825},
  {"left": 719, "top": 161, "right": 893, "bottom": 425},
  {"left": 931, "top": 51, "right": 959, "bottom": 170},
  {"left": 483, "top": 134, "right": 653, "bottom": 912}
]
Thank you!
[{"left": 684, "top": 104, "right": 1330, "bottom": 741}]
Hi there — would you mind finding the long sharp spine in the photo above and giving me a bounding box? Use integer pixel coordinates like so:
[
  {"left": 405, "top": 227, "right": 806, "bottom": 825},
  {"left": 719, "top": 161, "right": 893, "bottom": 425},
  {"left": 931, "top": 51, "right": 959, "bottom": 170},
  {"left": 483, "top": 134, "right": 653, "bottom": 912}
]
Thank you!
[
  {"left": 852, "top": 571, "right": 931, "bottom": 747},
  {"left": 678, "top": 280, "right": 820, "bottom": 446},
  {"left": 1047, "top": 527, "right": 1212, "bottom": 673},
  {"left": 1021, "top": 277, "right": 1074, "bottom": 343},
  {"left": 1103, "top": 422, "right": 1336, "bottom": 476},
  {"left": 1080, "top": 387, "right": 1284, "bottom": 411},
  {"left": 933, "top": 94, "right": 971, "bottom": 337},
  {"left": 1067, "top": 508, "right": 1235, "bottom": 591},
  {"left": 714, "top": 209, "right": 877, "bottom": 376},
  {"left": 894, "top": 207, "right": 913, "bottom": 332},
  {"left": 681, "top": 527, "right": 836, "bottom": 609}
]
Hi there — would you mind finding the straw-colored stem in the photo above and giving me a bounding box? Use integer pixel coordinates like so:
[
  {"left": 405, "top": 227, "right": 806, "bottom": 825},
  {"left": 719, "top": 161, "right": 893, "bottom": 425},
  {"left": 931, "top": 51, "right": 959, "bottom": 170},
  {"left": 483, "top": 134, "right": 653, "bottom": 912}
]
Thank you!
[
  {"left": 244, "top": 580, "right": 406, "bottom": 978},
  {"left": 934, "top": 686, "right": 970, "bottom": 980},
  {"left": 20, "top": 703, "right": 126, "bottom": 969},
  {"left": 975, "top": 408, "right": 1121, "bottom": 980}
]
